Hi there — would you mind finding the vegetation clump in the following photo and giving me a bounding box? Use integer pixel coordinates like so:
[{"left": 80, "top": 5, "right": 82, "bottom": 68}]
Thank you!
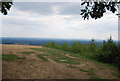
[
  {"left": 43, "top": 36, "right": 120, "bottom": 70},
  {"left": 2, "top": 54, "right": 21, "bottom": 61},
  {"left": 36, "top": 54, "right": 48, "bottom": 61},
  {"left": 95, "top": 36, "right": 120, "bottom": 70}
]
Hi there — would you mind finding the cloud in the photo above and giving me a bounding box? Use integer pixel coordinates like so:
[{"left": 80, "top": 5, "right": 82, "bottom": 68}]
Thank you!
[
  {"left": 58, "top": 2, "right": 81, "bottom": 15},
  {"left": 13, "top": 2, "right": 54, "bottom": 15},
  {"left": 14, "top": 0, "right": 80, "bottom": 2},
  {"left": 13, "top": 2, "right": 81, "bottom": 15},
  {"left": 2, "top": 16, "right": 47, "bottom": 29},
  {"left": 2, "top": 2, "right": 118, "bottom": 40}
]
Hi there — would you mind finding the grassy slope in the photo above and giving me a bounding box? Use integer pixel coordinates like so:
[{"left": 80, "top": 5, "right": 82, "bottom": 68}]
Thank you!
[
  {"left": 30, "top": 47, "right": 119, "bottom": 79},
  {"left": 3, "top": 45, "right": 119, "bottom": 79}
]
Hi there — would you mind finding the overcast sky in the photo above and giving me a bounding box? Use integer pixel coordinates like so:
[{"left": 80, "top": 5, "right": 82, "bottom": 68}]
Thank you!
[{"left": 1, "top": 2, "right": 118, "bottom": 40}]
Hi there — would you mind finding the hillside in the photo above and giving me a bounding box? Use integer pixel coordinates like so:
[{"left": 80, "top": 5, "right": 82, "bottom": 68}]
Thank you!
[{"left": 1, "top": 44, "right": 119, "bottom": 79}]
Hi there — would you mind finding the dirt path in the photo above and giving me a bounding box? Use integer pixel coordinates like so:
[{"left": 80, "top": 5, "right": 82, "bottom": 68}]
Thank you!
[{"left": 1, "top": 44, "right": 119, "bottom": 79}]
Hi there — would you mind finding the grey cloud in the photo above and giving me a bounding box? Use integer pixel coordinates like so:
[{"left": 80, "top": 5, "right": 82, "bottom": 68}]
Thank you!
[
  {"left": 58, "top": 2, "right": 81, "bottom": 15},
  {"left": 13, "top": 2, "right": 82, "bottom": 15},
  {"left": 13, "top": 2, "right": 55, "bottom": 15}
]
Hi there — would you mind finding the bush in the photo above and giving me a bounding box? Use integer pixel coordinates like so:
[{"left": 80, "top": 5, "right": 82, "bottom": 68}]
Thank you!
[
  {"left": 95, "top": 36, "right": 120, "bottom": 65},
  {"left": 43, "top": 37, "right": 120, "bottom": 69},
  {"left": 44, "top": 41, "right": 58, "bottom": 48},
  {"left": 71, "top": 41, "right": 83, "bottom": 53},
  {"left": 88, "top": 39, "right": 97, "bottom": 53},
  {"left": 61, "top": 42, "right": 71, "bottom": 51}
]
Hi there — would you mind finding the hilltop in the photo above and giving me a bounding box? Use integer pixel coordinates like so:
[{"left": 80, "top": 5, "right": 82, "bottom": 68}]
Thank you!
[{"left": 1, "top": 44, "right": 119, "bottom": 79}]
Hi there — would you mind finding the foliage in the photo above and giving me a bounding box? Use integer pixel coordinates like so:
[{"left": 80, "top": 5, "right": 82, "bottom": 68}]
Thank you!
[
  {"left": 88, "top": 39, "right": 97, "bottom": 53},
  {"left": 43, "top": 36, "right": 120, "bottom": 70},
  {"left": 44, "top": 39, "right": 98, "bottom": 56},
  {"left": 95, "top": 36, "right": 120, "bottom": 69},
  {"left": 0, "top": 0, "right": 13, "bottom": 15},
  {"left": 81, "top": 1, "right": 120, "bottom": 20},
  {"left": 71, "top": 41, "right": 83, "bottom": 53},
  {"left": 44, "top": 41, "right": 59, "bottom": 48},
  {"left": 61, "top": 42, "right": 70, "bottom": 51},
  {"left": 44, "top": 39, "right": 98, "bottom": 58}
]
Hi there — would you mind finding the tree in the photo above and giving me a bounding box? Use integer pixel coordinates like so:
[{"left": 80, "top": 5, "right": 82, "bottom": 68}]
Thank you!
[
  {"left": 0, "top": 0, "right": 13, "bottom": 15},
  {"left": 80, "top": 1, "right": 120, "bottom": 20}
]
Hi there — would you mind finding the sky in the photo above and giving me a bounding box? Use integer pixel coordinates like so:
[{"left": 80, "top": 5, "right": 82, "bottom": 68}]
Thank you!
[{"left": 1, "top": 2, "right": 118, "bottom": 40}]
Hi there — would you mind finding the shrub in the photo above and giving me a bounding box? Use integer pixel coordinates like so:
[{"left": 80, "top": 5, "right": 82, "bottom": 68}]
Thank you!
[
  {"left": 44, "top": 41, "right": 58, "bottom": 48},
  {"left": 88, "top": 39, "right": 98, "bottom": 53},
  {"left": 71, "top": 41, "right": 83, "bottom": 53},
  {"left": 95, "top": 36, "right": 120, "bottom": 65},
  {"left": 43, "top": 37, "right": 120, "bottom": 69},
  {"left": 61, "top": 42, "right": 71, "bottom": 51},
  {"left": 82, "top": 43, "right": 89, "bottom": 52}
]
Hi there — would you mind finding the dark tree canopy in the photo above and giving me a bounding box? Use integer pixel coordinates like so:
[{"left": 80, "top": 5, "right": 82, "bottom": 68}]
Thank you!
[
  {"left": 0, "top": 0, "right": 13, "bottom": 15},
  {"left": 81, "top": 1, "right": 120, "bottom": 20}
]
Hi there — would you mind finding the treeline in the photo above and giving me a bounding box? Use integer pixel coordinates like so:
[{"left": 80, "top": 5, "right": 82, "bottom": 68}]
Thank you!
[{"left": 43, "top": 36, "right": 120, "bottom": 69}]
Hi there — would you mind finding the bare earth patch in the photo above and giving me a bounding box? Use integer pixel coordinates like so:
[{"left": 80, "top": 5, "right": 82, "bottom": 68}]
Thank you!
[{"left": 1, "top": 44, "right": 119, "bottom": 79}]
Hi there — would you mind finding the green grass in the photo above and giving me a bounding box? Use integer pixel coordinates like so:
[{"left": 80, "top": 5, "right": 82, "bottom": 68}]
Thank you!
[
  {"left": 31, "top": 47, "right": 80, "bottom": 64},
  {"left": 36, "top": 54, "right": 48, "bottom": 61},
  {"left": 2, "top": 54, "right": 21, "bottom": 61},
  {"left": 90, "top": 59, "right": 119, "bottom": 72},
  {"left": 111, "top": 71, "right": 120, "bottom": 78},
  {"left": 46, "top": 47, "right": 118, "bottom": 71},
  {"left": 31, "top": 47, "right": 63, "bottom": 55},
  {"left": 51, "top": 58, "right": 62, "bottom": 63},
  {"left": 21, "top": 51, "right": 35, "bottom": 55},
  {"left": 51, "top": 54, "right": 80, "bottom": 64},
  {"left": 30, "top": 46, "right": 119, "bottom": 79},
  {"left": 31, "top": 47, "right": 118, "bottom": 72},
  {"left": 88, "top": 72, "right": 101, "bottom": 79},
  {"left": 62, "top": 61, "right": 80, "bottom": 64},
  {"left": 71, "top": 53, "right": 118, "bottom": 72},
  {"left": 79, "top": 68, "right": 102, "bottom": 79},
  {"left": 111, "top": 72, "right": 118, "bottom": 77}
]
